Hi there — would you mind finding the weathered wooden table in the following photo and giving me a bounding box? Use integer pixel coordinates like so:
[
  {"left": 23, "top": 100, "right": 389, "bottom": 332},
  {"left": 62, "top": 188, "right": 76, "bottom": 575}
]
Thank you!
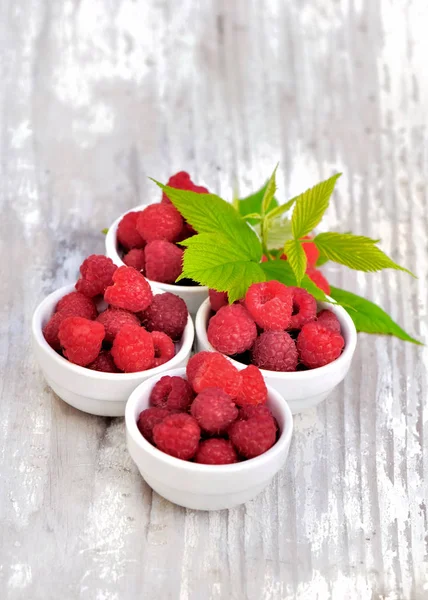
[{"left": 1, "top": 1, "right": 427, "bottom": 598}]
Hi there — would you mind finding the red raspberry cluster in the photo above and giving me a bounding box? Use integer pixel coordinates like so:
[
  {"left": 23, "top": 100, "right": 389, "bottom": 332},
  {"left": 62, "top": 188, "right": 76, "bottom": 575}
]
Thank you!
[
  {"left": 207, "top": 280, "right": 345, "bottom": 370},
  {"left": 137, "top": 352, "right": 278, "bottom": 464},
  {"left": 116, "top": 171, "right": 208, "bottom": 285},
  {"left": 43, "top": 255, "right": 188, "bottom": 372}
]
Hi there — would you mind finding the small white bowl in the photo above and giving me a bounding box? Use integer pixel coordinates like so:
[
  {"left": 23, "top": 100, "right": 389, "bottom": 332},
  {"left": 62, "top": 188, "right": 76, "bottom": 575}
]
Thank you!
[
  {"left": 195, "top": 298, "right": 357, "bottom": 414},
  {"left": 105, "top": 205, "right": 208, "bottom": 315},
  {"left": 125, "top": 367, "right": 293, "bottom": 511},
  {"left": 32, "top": 285, "right": 195, "bottom": 417}
]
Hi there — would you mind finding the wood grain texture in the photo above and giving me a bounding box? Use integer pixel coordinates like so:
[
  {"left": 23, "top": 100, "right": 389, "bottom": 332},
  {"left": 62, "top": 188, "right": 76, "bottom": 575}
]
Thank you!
[{"left": 0, "top": 1, "right": 427, "bottom": 598}]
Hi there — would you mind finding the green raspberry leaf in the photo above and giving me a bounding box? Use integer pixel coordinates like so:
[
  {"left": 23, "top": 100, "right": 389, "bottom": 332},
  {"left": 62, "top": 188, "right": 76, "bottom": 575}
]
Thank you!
[
  {"left": 153, "top": 180, "right": 262, "bottom": 263},
  {"left": 314, "top": 232, "right": 415, "bottom": 275},
  {"left": 265, "top": 195, "right": 298, "bottom": 220},
  {"left": 283, "top": 239, "right": 307, "bottom": 284},
  {"left": 329, "top": 286, "right": 422, "bottom": 344},
  {"left": 260, "top": 259, "right": 329, "bottom": 302},
  {"left": 254, "top": 216, "right": 292, "bottom": 250},
  {"left": 261, "top": 165, "right": 278, "bottom": 216},
  {"left": 238, "top": 183, "right": 278, "bottom": 221},
  {"left": 178, "top": 233, "right": 265, "bottom": 303},
  {"left": 292, "top": 173, "right": 342, "bottom": 239}
]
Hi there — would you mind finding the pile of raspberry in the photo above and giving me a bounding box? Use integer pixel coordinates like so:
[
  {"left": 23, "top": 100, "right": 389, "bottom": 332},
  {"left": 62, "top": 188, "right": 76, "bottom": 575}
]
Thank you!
[
  {"left": 43, "top": 254, "right": 188, "bottom": 372},
  {"left": 207, "top": 280, "right": 345, "bottom": 371},
  {"left": 137, "top": 352, "right": 280, "bottom": 464},
  {"left": 116, "top": 171, "right": 208, "bottom": 285}
]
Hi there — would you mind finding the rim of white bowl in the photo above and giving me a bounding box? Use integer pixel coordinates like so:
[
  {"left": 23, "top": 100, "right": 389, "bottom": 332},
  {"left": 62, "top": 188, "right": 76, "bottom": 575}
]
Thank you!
[
  {"left": 32, "top": 284, "right": 195, "bottom": 381},
  {"left": 125, "top": 367, "right": 294, "bottom": 474},
  {"left": 105, "top": 205, "right": 208, "bottom": 294},
  {"left": 195, "top": 297, "right": 357, "bottom": 380}
]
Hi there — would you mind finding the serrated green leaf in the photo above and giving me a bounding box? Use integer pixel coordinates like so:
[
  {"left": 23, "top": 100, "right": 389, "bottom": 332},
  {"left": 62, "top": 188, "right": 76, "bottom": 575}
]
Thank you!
[
  {"left": 243, "top": 213, "right": 262, "bottom": 221},
  {"left": 292, "top": 173, "right": 342, "bottom": 239},
  {"left": 237, "top": 183, "right": 278, "bottom": 219},
  {"left": 260, "top": 259, "right": 329, "bottom": 302},
  {"left": 255, "top": 216, "right": 292, "bottom": 250},
  {"left": 314, "top": 232, "right": 415, "bottom": 276},
  {"left": 283, "top": 239, "right": 307, "bottom": 284},
  {"left": 153, "top": 181, "right": 262, "bottom": 263},
  {"left": 329, "top": 286, "right": 422, "bottom": 344},
  {"left": 178, "top": 233, "right": 265, "bottom": 303},
  {"left": 315, "top": 251, "right": 329, "bottom": 267},
  {"left": 261, "top": 165, "right": 278, "bottom": 216},
  {"left": 266, "top": 195, "right": 298, "bottom": 220},
  {"left": 101, "top": 228, "right": 109, "bottom": 235}
]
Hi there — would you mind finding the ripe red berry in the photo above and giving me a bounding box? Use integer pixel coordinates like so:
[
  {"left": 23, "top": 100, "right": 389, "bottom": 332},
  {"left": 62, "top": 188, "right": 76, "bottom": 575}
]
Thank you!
[
  {"left": 43, "top": 312, "right": 67, "bottom": 350},
  {"left": 191, "top": 388, "right": 238, "bottom": 434},
  {"left": 306, "top": 267, "right": 331, "bottom": 295},
  {"left": 150, "top": 331, "right": 175, "bottom": 367},
  {"left": 58, "top": 317, "right": 105, "bottom": 367},
  {"left": 186, "top": 351, "right": 215, "bottom": 386},
  {"left": 56, "top": 292, "right": 98, "bottom": 320},
  {"left": 289, "top": 287, "right": 317, "bottom": 330},
  {"left": 195, "top": 439, "right": 239, "bottom": 465},
  {"left": 88, "top": 350, "right": 120, "bottom": 373},
  {"left": 144, "top": 240, "right": 183, "bottom": 284},
  {"left": 111, "top": 324, "right": 154, "bottom": 372},
  {"left": 123, "top": 248, "right": 145, "bottom": 272},
  {"left": 139, "top": 292, "right": 188, "bottom": 341},
  {"left": 245, "top": 281, "right": 293, "bottom": 330},
  {"left": 301, "top": 236, "right": 320, "bottom": 267},
  {"left": 150, "top": 375, "right": 194, "bottom": 411},
  {"left": 136, "top": 204, "right": 183, "bottom": 243},
  {"left": 316, "top": 309, "right": 341, "bottom": 333},
  {"left": 252, "top": 331, "right": 298, "bottom": 372},
  {"left": 117, "top": 211, "right": 145, "bottom": 250},
  {"left": 96, "top": 307, "right": 140, "bottom": 343},
  {"left": 207, "top": 304, "right": 257, "bottom": 356},
  {"left": 229, "top": 405, "right": 277, "bottom": 459},
  {"left": 209, "top": 289, "right": 228, "bottom": 312},
  {"left": 236, "top": 365, "right": 268, "bottom": 406},
  {"left": 297, "top": 321, "right": 345, "bottom": 369},
  {"left": 75, "top": 255, "right": 117, "bottom": 298},
  {"left": 104, "top": 266, "right": 153, "bottom": 313},
  {"left": 191, "top": 352, "right": 242, "bottom": 398},
  {"left": 162, "top": 171, "right": 209, "bottom": 204},
  {"left": 153, "top": 413, "right": 200, "bottom": 460},
  {"left": 138, "top": 407, "right": 171, "bottom": 444}
]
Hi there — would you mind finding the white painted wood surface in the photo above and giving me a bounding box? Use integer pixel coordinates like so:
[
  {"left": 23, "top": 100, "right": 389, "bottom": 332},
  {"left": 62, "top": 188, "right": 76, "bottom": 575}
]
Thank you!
[{"left": 1, "top": 1, "right": 427, "bottom": 598}]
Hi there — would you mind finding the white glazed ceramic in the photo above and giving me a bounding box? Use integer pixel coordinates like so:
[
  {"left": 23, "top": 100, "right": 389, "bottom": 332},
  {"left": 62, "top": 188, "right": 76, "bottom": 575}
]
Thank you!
[
  {"left": 125, "top": 367, "right": 293, "bottom": 511},
  {"left": 32, "top": 285, "right": 195, "bottom": 417},
  {"left": 105, "top": 205, "right": 208, "bottom": 314},
  {"left": 195, "top": 298, "right": 357, "bottom": 414}
]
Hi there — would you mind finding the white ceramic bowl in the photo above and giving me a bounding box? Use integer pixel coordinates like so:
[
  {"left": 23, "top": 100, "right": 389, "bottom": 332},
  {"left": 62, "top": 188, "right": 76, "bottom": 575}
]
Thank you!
[
  {"left": 125, "top": 367, "right": 293, "bottom": 511},
  {"left": 105, "top": 205, "right": 208, "bottom": 314},
  {"left": 32, "top": 285, "right": 195, "bottom": 417},
  {"left": 195, "top": 298, "right": 357, "bottom": 414}
]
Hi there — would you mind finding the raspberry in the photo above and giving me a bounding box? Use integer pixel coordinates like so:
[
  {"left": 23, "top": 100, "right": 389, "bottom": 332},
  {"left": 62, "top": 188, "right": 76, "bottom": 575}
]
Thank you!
[
  {"left": 75, "top": 255, "right": 117, "bottom": 298},
  {"left": 139, "top": 292, "right": 188, "bottom": 341},
  {"left": 43, "top": 312, "right": 67, "bottom": 350},
  {"left": 297, "top": 321, "right": 345, "bottom": 369},
  {"left": 153, "top": 413, "right": 200, "bottom": 460},
  {"left": 162, "top": 171, "right": 209, "bottom": 204},
  {"left": 238, "top": 404, "right": 275, "bottom": 422},
  {"left": 282, "top": 236, "right": 319, "bottom": 268},
  {"left": 150, "top": 375, "right": 194, "bottom": 411},
  {"left": 96, "top": 307, "right": 140, "bottom": 343},
  {"left": 104, "top": 266, "right": 153, "bottom": 313},
  {"left": 209, "top": 289, "right": 228, "bottom": 312},
  {"left": 289, "top": 287, "right": 317, "bottom": 330},
  {"left": 88, "top": 350, "right": 120, "bottom": 373},
  {"left": 136, "top": 204, "right": 183, "bottom": 243},
  {"left": 252, "top": 331, "right": 298, "bottom": 372},
  {"left": 191, "top": 388, "right": 238, "bottom": 434},
  {"left": 138, "top": 407, "right": 171, "bottom": 444},
  {"left": 186, "top": 351, "right": 215, "bottom": 385},
  {"left": 191, "top": 352, "right": 242, "bottom": 398},
  {"left": 207, "top": 304, "right": 257, "bottom": 355},
  {"left": 123, "top": 248, "right": 145, "bottom": 272},
  {"left": 58, "top": 317, "right": 105, "bottom": 367},
  {"left": 56, "top": 292, "right": 98, "bottom": 320},
  {"left": 229, "top": 405, "right": 277, "bottom": 458},
  {"left": 111, "top": 324, "right": 154, "bottom": 372},
  {"left": 317, "top": 309, "right": 341, "bottom": 333},
  {"left": 236, "top": 365, "right": 268, "bottom": 406},
  {"left": 306, "top": 267, "right": 331, "bottom": 295},
  {"left": 245, "top": 281, "right": 293, "bottom": 331},
  {"left": 144, "top": 240, "right": 183, "bottom": 284},
  {"left": 151, "top": 331, "right": 175, "bottom": 367},
  {"left": 195, "top": 439, "right": 238, "bottom": 465},
  {"left": 117, "top": 211, "right": 145, "bottom": 250}
]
